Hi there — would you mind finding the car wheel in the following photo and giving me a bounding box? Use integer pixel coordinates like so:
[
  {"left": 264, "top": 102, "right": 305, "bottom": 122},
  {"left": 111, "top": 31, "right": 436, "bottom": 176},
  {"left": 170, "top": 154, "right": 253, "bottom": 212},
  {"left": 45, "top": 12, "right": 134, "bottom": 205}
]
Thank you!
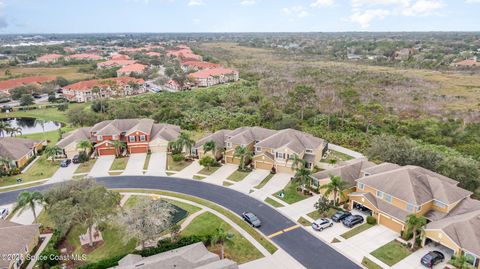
[
  {"left": 319, "top": 228, "right": 323, "bottom": 231},
  {"left": 329, "top": 223, "right": 333, "bottom": 227}
]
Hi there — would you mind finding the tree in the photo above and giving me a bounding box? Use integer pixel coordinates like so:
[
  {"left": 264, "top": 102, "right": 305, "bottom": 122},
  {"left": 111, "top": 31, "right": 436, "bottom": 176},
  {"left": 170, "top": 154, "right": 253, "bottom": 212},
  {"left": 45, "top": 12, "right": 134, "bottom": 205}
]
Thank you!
[
  {"left": 339, "top": 88, "right": 360, "bottom": 126},
  {"left": 0, "top": 156, "right": 14, "bottom": 173},
  {"left": 199, "top": 155, "right": 216, "bottom": 171},
  {"left": 14, "top": 191, "right": 44, "bottom": 223},
  {"left": 319, "top": 175, "right": 348, "bottom": 206},
  {"left": 294, "top": 164, "right": 313, "bottom": 192},
  {"left": 7, "top": 126, "right": 22, "bottom": 137},
  {"left": 359, "top": 102, "right": 384, "bottom": 134},
  {"left": 113, "top": 140, "right": 126, "bottom": 157},
  {"left": 0, "top": 121, "right": 12, "bottom": 137},
  {"left": 19, "top": 94, "right": 34, "bottom": 106},
  {"left": 288, "top": 85, "right": 317, "bottom": 120},
  {"left": 314, "top": 195, "right": 334, "bottom": 217},
  {"left": 44, "top": 145, "right": 62, "bottom": 162},
  {"left": 405, "top": 214, "right": 427, "bottom": 250},
  {"left": 210, "top": 225, "right": 234, "bottom": 260},
  {"left": 169, "top": 224, "right": 181, "bottom": 242},
  {"left": 55, "top": 76, "right": 69, "bottom": 87},
  {"left": 233, "top": 145, "right": 253, "bottom": 171},
  {"left": 288, "top": 154, "right": 304, "bottom": 171},
  {"left": 118, "top": 197, "right": 175, "bottom": 249},
  {"left": 174, "top": 132, "right": 195, "bottom": 156},
  {"left": 77, "top": 140, "right": 92, "bottom": 153},
  {"left": 203, "top": 140, "right": 216, "bottom": 157}
]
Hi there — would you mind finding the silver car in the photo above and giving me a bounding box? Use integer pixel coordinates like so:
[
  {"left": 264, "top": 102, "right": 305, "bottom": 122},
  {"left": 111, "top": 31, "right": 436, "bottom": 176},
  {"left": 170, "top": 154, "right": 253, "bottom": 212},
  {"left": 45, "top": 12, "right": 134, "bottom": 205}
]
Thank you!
[
  {"left": 0, "top": 208, "right": 9, "bottom": 219},
  {"left": 312, "top": 218, "right": 333, "bottom": 231}
]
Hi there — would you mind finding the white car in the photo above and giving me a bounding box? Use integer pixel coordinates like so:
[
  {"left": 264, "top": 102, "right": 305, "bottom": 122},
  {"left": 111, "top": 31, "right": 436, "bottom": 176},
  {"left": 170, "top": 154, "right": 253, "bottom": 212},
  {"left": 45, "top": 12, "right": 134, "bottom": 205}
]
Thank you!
[
  {"left": 0, "top": 208, "right": 9, "bottom": 219},
  {"left": 312, "top": 218, "right": 333, "bottom": 231}
]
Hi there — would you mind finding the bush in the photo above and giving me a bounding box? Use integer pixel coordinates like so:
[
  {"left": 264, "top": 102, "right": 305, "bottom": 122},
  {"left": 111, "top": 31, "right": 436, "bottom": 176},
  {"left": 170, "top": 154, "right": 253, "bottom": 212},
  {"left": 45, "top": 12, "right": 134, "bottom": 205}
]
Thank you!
[
  {"left": 366, "top": 216, "right": 377, "bottom": 225},
  {"left": 76, "top": 255, "right": 128, "bottom": 269},
  {"left": 77, "top": 151, "right": 89, "bottom": 163},
  {"left": 172, "top": 153, "right": 184, "bottom": 162}
]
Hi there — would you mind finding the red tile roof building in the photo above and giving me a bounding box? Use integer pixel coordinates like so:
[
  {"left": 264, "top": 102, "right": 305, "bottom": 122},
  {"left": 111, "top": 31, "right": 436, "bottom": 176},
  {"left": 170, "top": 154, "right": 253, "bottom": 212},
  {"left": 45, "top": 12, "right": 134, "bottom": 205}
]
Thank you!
[
  {"left": 167, "top": 46, "right": 202, "bottom": 61},
  {"left": 189, "top": 68, "right": 239, "bottom": 87},
  {"left": 62, "top": 77, "right": 145, "bottom": 103},
  {"left": 181, "top": 61, "right": 220, "bottom": 71},
  {"left": 66, "top": 53, "right": 102, "bottom": 61},
  {"left": 37, "top": 54, "right": 64, "bottom": 63},
  {"left": 110, "top": 54, "right": 131, "bottom": 61},
  {"left": 116, "top": 63, "right": 148, "bottom": 77},
  {"left": 97, "top": 60, "right": 137, "bottom": 69},
  {"left": 454, "top": 59, "right": 478, "bottom": 67},
  {"left": 0, "top": 76, "right": 56, "bottom": 95}
]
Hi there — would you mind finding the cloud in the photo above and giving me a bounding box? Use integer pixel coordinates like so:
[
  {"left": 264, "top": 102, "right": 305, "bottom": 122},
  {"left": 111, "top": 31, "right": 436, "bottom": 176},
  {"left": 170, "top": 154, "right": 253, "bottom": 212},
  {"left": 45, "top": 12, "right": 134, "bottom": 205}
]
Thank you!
[
  {"left": 349, "top": 9, "right": 389, "bottom": 28},
  {"left": 283, "top": 5, "right": 309, "bottom": 18},
  {"left": 310, "top": 0, "right": 335, "bottom": 8},
  {"left": 240, "top": 0, "right": 256, "bottom": 5},
  {"left": 188, "top": 0, "right": 204, "bottom": 6},
  {"left": 401, "top": 0, "right": 445, "bottom": 16}
]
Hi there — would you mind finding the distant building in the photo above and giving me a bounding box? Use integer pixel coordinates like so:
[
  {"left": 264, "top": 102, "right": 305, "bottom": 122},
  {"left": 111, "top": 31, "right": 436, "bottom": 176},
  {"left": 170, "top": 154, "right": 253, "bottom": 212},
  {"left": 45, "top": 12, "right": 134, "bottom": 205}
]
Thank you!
[
  {"left": 454, "top": 57, "right": 478, "bottom": 68},
  {"left": 0, "top": 76, "right": 56, "bottom": 96},
  {"left": 181, "top": 61, "right": 220, "bottom": 72},
  {"left": 116, "top": 63, "right": 148, "bottom": 77},
  {"left": 110, "top": 242, "right": 238, "bottom": 269},
  {"left": 167, "top": 46, "right": 202, "bottom": 61},
  {"left": 393, "top": 48, "right": 413, "bottom": 60},
  {"left": 0, "top": 220, "right": 40, "bottom": 269},
  {"left": 66, "top": 53, "right": 102, "bottom": 61},
  {"left": 347, "top": 54, "right": 362, "bottom": 60},
  {"left": 37, "top": 53, "right": 64, "bottom": 63},
  {"left": 145, "top": 52, "right": 162, "bottom": 57},
  {"left": 164, "top": 80, "right": 182, "bottom": 91},
  {"left": 110, "top": 54, "right": 131, "bottom": 61},
  {"left": 97, "top": 60, "right": 137, "bottom": 69},
  {"left": 0, "top": 137, "right": 45, "bottom": 169},
  {"left": 189, "top": 68, "right": 239, "bottom": 87}
]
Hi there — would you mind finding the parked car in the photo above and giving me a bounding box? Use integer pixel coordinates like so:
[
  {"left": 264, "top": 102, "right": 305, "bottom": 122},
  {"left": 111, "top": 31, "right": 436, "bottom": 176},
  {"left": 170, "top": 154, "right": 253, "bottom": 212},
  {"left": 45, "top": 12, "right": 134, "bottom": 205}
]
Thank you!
[
  {"left": 342, "top": 215, "right": 364, "bottom": 228},
  {"left": 60, "top": 159, "right": 71, "bottom": 167},
  {"left": 354, "top": 203, "right": 371, "bottom": 212},
  {"left": 331, "top": 211, "right": 352, "bottom": 222},
  {"left": 312, "top": 218, "right": 333, "bottom": 231},
  {"left": 72, "top": 155, "right": 80, "bottom": 164},
  {"left": 0, "top": 207, "right": 9, "bottom": 219},
  {"left": 421, "top": 251, "right": 445, "bottom": 267},
  {"left": 242, "top": 212, "right": 261, "bottom": 228}
]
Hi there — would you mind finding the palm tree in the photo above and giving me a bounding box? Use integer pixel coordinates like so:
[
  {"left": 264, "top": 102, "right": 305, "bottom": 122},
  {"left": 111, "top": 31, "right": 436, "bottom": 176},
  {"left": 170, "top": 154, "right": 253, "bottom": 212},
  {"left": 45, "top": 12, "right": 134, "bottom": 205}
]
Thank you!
[
  {"left": 0, "top": 156, "right": 14, "bottom": 174},
  {"left": 77, "top": 139, "right": 92, "bottom": 153},
  {"left": 233, "top": 145, "right": 253, "bottom": 171},
  {"left": 92, "top": 86, "right": 103, "bottom": 113},
  {"left": 113, "top": 140, "right": 126, "bottom": 157},
  {"left": 38, "top": 119, "right": 47, "bottom": 141},
  {"left": 210, "top": 225, "right": 234, "bottom": 260},
  {"left": 43, "top": 145, "right": 63, "bottom": 162},
  {"left": 0, "top": 121, "right": 12, "bottom": 137},
  {"left": 7, "top": 126, "right": 22, "bottom": 137},
  {"left": 203, "top": 140, "right": 216, "bottom": 156},
  {"left": 14, "top": 191, "right": 44, "bottom": 223},
  {"left": 319, "top": 175, "right": 348, "bottom": 206},
  {"left": 175, "top": 132, "right": 195, "bottom": 156},
  {"left": 288, "top": 154, "right": 305, "bottom": 171},
  {"left": 405, "top": 214, "right": 427, "bottom": 250},
  {"left": 294, "top": 165, "right": 313, "bottom": 192}
]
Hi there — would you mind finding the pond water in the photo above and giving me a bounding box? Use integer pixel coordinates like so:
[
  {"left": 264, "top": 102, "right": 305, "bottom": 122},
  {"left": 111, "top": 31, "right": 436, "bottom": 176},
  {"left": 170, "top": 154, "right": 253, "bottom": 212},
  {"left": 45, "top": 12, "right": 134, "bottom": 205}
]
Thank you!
[{"left": 0, "top": 117, "right": 61, "bottom": 135}]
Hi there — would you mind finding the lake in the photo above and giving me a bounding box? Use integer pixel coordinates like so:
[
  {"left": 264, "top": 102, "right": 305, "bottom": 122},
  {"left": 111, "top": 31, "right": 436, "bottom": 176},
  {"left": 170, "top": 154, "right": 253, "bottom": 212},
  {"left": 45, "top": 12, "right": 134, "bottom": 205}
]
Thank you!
[{"left": 0, "top": 117, "right": 61, "bottom": 135}]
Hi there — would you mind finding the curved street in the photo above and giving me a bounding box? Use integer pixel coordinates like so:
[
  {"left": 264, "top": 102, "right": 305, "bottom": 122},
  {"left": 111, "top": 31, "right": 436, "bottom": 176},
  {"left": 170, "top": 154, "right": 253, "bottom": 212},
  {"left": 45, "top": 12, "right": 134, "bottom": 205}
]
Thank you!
[{"left": 0, "top": 175, "right": 360, "bottom": 269}]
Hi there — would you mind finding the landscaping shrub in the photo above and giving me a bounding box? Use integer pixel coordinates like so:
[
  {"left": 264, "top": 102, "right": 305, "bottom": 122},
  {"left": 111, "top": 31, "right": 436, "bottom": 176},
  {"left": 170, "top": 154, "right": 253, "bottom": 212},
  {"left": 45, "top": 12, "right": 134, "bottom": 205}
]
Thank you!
[
  {"left": 366, "top": 216, "right": 377, "bottom": 225},
  {"left": 172, "top": 153, "right": 184, "bottom": 162},
  {"left": 76, "top": 255, "right": 128, "bottom": 269}
]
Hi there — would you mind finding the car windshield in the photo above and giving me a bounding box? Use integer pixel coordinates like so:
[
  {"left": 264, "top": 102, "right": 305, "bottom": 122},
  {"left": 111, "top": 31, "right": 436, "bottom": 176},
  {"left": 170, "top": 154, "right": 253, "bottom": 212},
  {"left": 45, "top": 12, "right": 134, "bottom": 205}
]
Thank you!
[{"left": 248, "top": 214, "right": 258, "bottom": 221}]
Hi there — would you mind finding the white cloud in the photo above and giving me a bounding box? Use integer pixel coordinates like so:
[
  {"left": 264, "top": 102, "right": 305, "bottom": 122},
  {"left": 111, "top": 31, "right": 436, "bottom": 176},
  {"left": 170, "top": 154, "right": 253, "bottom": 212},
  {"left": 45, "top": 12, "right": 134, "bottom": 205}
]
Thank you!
[
  {"left": 310, "top": 0, "right": 335, "bottom": 8},
  {"left": 283, "top": 5, "right": 309, "bottom": 18},
  {"left": 188, "top": 0, "right": 204, "bottom": 6},
  {"left": 349, "top": 9, "right": 389, "bottom": 28},
  {"left": 240, "top": 0, "right": 256, "bottom": 5},
  {"left": 401, "top": 0, "right": 445, "bottom": 16}
]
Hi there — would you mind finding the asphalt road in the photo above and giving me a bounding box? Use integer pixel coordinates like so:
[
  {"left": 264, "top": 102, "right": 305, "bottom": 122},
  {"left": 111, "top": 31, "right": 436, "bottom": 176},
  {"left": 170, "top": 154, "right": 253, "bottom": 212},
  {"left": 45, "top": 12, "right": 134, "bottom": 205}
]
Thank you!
[{"left": 0, "top": 176, "right": 361, "bottom": 269}]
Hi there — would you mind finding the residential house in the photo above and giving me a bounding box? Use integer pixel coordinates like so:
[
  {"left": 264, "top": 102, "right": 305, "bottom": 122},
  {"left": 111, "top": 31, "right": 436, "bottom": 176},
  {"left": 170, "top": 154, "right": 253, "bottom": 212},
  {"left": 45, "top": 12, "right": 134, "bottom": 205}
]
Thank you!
[
  {"left": 192, "top": 129, "right": 232, "bottom": 160},
  {"left": 65, "top": 53, "right": 102, "bottom": 61},
  {"left": 189, "top": 68, "right": 239, "bottom": 87},
  {"left": 0, "top": 137, "right": 44, "bottom": 169},
  {"left": 164, "top": 80, "right": 182, "bottom": 91},
  {"left": 110, "top": 242, "right": 238, "bottom": 269},
  {"left": 116, "top": 63, "right": 147, "bottom": 77},
  {"left": 0, "top": 220, "right": 40, "bottom": 269},
  {"left": 145, "top": 51, "right": 162, "bottom": 57},
  {"left": 393, "top": 48, "right": 413, "bottom": 60},
  {"left": 97, "top": 60, "right": 137, "bottom": 69},
  {"left": 110, "top": 54, "right": 131, "bottom": 60},
  {"left": 37, "top": 53, "right": 63, "bottom": 63},
  {"left": 167, "top": 46, "right": 202, "bottom": 61},
  {"left": 0, "top": 76, "right": 56, "bottom": 96},
  {"left": 62, "top": 77, "right": 145, "bottom": 103},
  {"left": 181, "top": 61, "right": 220, "bottom": 72},
  {"left": 89, "top": 119, "right": 180, "bottom": 155},
  {"left": 454, "top": 58, "right": 478, "bottom": 68},
  {"left": 56, "top": 127, "right": 91, "bottom": 159},
  {"left": 349, "top": 166, "right": 472, "bottom": 233}
]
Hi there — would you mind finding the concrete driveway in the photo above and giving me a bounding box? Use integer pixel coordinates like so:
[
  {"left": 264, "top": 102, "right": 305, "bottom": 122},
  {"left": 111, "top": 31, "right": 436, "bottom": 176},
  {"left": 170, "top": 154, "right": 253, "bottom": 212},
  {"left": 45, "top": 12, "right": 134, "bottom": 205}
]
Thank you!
[
  {"left": 123, "top": 153, "right": 147, "bottom": 175},
  {"left": 88, "top": 156, "right": 115, "bottom": 177},
  {"left": 251, "top": 173, "right": 292, "bottom": 200},
  {"left": 203, "top": 164, "right": 238, "bottom": 185},
  {"left": 173, "top": 161, "right": 203, "bottom": 179},
  {"left": 231, "top": 169, "right": 270, "bottom": 193},
  {"left": 48, "top": 162, "right": 80, "bottom": 183},
  {"left": 145, "top": 152, "right": 167, "bottom": 176},
  {"left": 392, "top": 244, "right": 453, "bottom": 269}
]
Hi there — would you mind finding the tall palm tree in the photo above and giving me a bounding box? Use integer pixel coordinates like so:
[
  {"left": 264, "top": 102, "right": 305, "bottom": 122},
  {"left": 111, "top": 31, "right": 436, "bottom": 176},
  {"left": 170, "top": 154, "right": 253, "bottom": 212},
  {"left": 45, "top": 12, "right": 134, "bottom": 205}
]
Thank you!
[
  {"left": 113, "top": 140, "right": 126, "bottom": 157},
  {"left": 14, "top": 191, "right": 44, "bottom": 223},
  {"left": 319, "top": 175, "right": 348, "bottom": 206},
  {"left": 43, "top": 145, "right": 63, "bottom": 162},
  {"left": 77, "top": 139, "right": 92, "bottom": 153},
  {"left": 294, "top": 165, "right": 313, "bottom": 192},
  {"left": 233, "top": 145, "right": 253, "bottom": 171},
  {"left": 0, "top": 156, "right": 14, "bottom": 173},
  {"left": 288, "top": 154, "right": 305, "bottom": 171},
  {"left": 203, "top": 140, "right": 216, "bottom": 156},
  {"left": 38, "top": 119, "right": 47, "bottom": 141},
  {"left": 92, "top": 86, "right": 103, "bottom": 113},
  {"left": 175, "top": 132, "right": 195, "bottom": 156},
  {"left": 210, "top": 225, "right": 234, "bottom": 260},
  {"left": 0, "top": 121, "right": 12, "bottom": 137},
  {"left": 405, "top": 214, "right": 427, "bottom": 250}
]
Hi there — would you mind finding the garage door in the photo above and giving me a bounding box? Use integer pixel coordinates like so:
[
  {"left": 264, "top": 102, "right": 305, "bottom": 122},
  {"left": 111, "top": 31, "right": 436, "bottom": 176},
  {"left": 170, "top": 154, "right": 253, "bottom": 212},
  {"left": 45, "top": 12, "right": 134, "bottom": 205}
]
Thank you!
[
  {"left": 98, "top": 148, "right": 115, "bottom": 156},
  {"left": 150, "top": 144, "right": 167, "bottom": 153},
  {"left": 276, "top": 165, "right": 295, "bottom": 174},
  {"left": 129, "top": 146, "right": 148, "bottom": 154},
  {"left": 379, "top": 214, "right": 404, "bottom": 233},
  {"left": 255, "top": 161, "right": 273, "bottom": 170},
  {"left": 226, "top": 156, "right": 240, "bottom": 164}
]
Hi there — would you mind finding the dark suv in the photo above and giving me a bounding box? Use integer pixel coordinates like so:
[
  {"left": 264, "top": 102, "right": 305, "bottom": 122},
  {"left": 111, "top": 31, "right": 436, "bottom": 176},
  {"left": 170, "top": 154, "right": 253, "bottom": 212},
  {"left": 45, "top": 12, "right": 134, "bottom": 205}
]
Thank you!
[
  {"left": 342, "top": 215, "right": 364, "bottom": 228},
  {"left": 331, "top": 211, "right": 352, "bottom": 222},
  {"left": 421, "top": 251, "right": 444, "bottom": 267},
  {"left": 72, "top": 155, "right": 81, "bottom": 164}
]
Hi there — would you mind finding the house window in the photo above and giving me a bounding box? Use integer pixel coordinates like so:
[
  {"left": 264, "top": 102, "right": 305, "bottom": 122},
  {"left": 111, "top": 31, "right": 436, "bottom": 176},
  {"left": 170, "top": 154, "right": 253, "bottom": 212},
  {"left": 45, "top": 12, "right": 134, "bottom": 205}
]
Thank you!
[
  {"left": 376, "top": 190, "right": 383, "bottom": 198},
  {"left": 226, "top": 142, "right": 232, "bottom": 148},
  {"left": 287, "top": 154, "right": 294, "bottom": 160},
  {"left": 358, "top": 183, "right": 365, "bottom": 190},
  {"left": 255, "top": 147, "right": 262, "bottom": 152},
  {"left": 140, "top": 135, "right": 146, "bottom": 142},
  {"left": 364, "top": 172, "right": 371, "bottom": 176},
  {"left": 433, "top": 200, "right": 447, "bottom": 209},
  {"left": 305, "top": 149, "right": 313, "bottom": 154},
  {"left": 276, "top": 152, "right": 285, "bottom": 159},
  {"left": 128, "top": 136, "right": 136, "bottom": 142},
  {"left": 384, "top": 194, "right": 392, "bottom": 203},
  {"left": 464, "top": 252, "right": 479, "bottom": 267},
  {"left": 407, "top": 204, "right": 414, "bottom": 212},
  {"left": 416, "top": 205, "right": 422, "bottom": 211},
  {"left": 97, "top": 135, "right": 103, "bottom": 141}
]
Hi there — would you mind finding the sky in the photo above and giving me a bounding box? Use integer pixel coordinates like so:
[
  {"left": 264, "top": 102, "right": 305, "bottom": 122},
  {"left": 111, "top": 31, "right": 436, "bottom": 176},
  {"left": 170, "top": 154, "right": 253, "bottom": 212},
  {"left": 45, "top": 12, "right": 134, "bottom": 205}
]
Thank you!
[{"left": 0, "top": 0, "right": 479, "bottom": 33}]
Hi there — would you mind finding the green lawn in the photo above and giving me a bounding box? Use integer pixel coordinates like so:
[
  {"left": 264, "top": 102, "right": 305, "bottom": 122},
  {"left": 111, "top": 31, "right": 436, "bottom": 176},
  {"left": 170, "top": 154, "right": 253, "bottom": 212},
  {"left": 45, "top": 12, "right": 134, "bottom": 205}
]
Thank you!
[
  {"left": 322, "top": 150, "right": 354, "bottom": 164},
  {"left": 198, "top": 166, "right": 220, "bottom": 175},
  {"left": 162, "top": 198, "right": 202, "bottom": 215},
  {"left": 274, "top": 181, "right": 309, "bottom": 204},
  {"left": 223, "top": 181, "right": 233, "bottom": 187},
  {"left": 297, "top": 217, "right": 312, "bottom": 226},
  {"left": 0, "top": 157, "right": 59, "bottom": 187},
  {"left": 341, "top": 223, "right": 375, "bottom": 239},
  {"left": 143, "top": 153, "right": 151, "bottom": 170},
  {"left": 0, "top": 180, "right": 47, "bottom": 193},
  {"left": 307, "top": 208, "right": 337, "bottom": 219},
  {"left": 362, "top": 257, "right": 384, "bottom": 269},
  {"left": 0, "top": 103, "right": 87, "bottom": 124},
  {"left": 193, "top": 175, "right": 205, "bottom": 180},
  {"left": 182, "top": 212, "right": 264, "bottom": 264},
  {"left": 75, "top": 159, "right": 96, "bottom": 174},
  {"left": 264, "top": 197, "right": 284, "bottom": 208},
  {"left": 110, "top": 157, "right": 129, "bottom": 171},
  {"left": 254, "top": 173, "right": 274, "bottom": 189},
  {"left": 167, "top": 155, "right": 192, "bottom": 171},
  {"left": 227, "top": 170, "right": 250, "bottom": 182},
  {"left": 371, "top": 240, "right": 412, "bottom": 266}
]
